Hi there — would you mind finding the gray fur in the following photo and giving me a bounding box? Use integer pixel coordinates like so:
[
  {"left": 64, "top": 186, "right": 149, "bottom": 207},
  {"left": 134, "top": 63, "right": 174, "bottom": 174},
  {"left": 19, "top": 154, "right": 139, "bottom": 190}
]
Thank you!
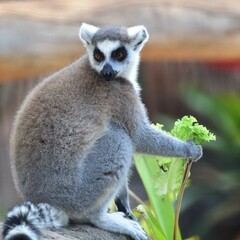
[
  {"left": 92, "top": 26, "right": 129, "bottom": 45},
  {"left": 6, "top": 23, "right": 202, "bottom": 240}
]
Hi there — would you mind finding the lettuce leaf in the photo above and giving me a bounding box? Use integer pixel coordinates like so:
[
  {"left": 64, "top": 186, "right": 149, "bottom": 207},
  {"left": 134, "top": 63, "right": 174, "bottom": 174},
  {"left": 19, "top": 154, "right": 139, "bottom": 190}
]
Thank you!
[{"left": 152, "top": 116, "right": 216, "bottom": 200}]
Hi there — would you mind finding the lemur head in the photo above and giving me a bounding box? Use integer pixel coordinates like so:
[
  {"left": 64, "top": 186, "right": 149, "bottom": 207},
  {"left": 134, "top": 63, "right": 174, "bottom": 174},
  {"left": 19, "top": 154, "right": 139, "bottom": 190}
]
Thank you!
[{"left": 79, "top": 23, "right": 149, "bottom": 82}]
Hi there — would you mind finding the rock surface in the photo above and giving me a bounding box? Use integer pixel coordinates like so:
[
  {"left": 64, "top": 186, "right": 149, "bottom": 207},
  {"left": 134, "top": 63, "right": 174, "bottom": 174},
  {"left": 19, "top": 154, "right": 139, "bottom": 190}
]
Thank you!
[{"left": 0, "top": 222, "right": 131, "bottom": 240}]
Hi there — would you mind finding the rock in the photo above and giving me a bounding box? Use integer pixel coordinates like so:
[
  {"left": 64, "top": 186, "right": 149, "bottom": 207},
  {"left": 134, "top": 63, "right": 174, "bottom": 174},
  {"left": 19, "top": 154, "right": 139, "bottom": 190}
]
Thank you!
[{"left": 0, "top": 222, "right": 131, "bottom": 240}]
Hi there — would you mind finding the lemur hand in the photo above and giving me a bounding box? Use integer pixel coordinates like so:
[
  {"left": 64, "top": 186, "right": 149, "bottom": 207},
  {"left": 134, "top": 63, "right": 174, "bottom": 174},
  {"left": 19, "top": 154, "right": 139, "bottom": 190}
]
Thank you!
[{"left": 186, "top": 140, "right": 203, "bottom": 162}]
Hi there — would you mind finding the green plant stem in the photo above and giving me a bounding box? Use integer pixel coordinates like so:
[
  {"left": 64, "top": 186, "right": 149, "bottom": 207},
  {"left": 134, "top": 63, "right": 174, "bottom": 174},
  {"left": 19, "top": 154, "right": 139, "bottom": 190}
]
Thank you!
[{"left": 173, "top": 158, "right": 193, "bottom": 240}]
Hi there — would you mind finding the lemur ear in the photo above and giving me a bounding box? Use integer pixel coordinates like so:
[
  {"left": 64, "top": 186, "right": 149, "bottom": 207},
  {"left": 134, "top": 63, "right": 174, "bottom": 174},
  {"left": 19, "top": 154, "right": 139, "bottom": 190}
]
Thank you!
[
  {"left": 127, "top": 25, "right": 149, "bottom": 51},
  {"left": 79, "top": 23, "right": 99, "bottom": 47}
]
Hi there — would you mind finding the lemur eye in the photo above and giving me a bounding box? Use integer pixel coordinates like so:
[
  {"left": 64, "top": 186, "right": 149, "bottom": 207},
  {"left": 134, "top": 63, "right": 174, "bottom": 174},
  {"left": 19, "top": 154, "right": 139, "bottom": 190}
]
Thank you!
[
  {"left": 117, "top": 52, "right": 124, "bottom": 59},
  {"left": 94, "top": 48, "right": 105, "bottom": 62},
  {"left": 112, "top": 47, "right": 127, "bottom": 62}
]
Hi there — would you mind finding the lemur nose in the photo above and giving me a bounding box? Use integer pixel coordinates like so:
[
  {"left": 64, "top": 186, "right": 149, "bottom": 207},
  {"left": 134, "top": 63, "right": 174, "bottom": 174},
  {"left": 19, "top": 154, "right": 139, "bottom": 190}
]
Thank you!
[{"left": 100, "top": 64, "right": 118, "bottom": 81}]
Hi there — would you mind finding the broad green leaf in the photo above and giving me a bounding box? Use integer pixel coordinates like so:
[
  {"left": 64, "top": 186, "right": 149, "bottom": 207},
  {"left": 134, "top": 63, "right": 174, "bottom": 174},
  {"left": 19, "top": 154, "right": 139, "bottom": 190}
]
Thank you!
[{"left": 134, "top": 154, "right": 181, "bottom": 240}]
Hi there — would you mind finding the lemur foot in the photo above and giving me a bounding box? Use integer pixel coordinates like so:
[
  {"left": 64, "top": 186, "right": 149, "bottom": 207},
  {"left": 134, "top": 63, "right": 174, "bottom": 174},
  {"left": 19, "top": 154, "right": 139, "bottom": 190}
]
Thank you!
[{"left": 91, "top": 212, "right": 148, "bottom": 240}]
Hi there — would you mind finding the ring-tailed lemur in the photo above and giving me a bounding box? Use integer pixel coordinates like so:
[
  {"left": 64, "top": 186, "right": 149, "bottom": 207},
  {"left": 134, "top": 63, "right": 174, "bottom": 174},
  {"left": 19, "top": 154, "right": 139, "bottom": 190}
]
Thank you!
[{"left": 3, "top": 23, "right": 202, "bottom": 240}]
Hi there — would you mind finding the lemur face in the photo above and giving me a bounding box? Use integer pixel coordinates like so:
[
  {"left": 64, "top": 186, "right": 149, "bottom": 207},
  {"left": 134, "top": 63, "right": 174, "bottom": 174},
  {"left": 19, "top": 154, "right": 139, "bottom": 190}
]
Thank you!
[{"left": 79, "top": 23, "right": 149, "bottom": 81}]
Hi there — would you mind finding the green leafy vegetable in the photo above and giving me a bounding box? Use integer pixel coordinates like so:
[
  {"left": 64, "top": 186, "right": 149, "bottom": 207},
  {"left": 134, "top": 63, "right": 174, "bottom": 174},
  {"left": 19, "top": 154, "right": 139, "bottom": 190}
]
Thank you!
[
  {"left": 171, "top": 116, "right": 216, "bottom": 144},
  {"left": 154, "top": 157, "right": 187, "bottom": 201},
  {"left": 134, "top": 116, "right": 216, "bottom": 240}
]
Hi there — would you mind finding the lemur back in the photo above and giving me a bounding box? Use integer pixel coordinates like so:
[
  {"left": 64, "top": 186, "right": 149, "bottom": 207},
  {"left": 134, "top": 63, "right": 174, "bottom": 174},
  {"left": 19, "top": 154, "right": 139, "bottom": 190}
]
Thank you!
[{"left": 3, "top": 23, "right": 202, "bottom": 240}]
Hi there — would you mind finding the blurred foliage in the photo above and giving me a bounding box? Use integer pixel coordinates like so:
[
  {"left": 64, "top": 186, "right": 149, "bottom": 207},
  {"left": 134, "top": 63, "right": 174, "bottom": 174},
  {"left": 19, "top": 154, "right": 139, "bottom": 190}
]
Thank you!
[
  {"left": 184, "top": 86, "right": 240, "bottom": 158},
  {"left": 180, "top": 86, "right": 240, "bottom": 239}
]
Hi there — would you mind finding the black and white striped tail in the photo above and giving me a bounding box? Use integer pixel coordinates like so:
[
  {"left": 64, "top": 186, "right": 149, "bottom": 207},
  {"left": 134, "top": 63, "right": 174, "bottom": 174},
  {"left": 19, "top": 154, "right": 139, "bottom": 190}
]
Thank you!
[{"left": 2, "top": 202, "right": 68, "bottom": 240}]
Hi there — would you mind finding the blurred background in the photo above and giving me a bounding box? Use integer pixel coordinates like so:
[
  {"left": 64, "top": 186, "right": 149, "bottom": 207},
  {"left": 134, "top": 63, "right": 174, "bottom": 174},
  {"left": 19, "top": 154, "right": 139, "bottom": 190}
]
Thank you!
[{"left": 0, "top": 1, "right": 240, "bottom": 239}]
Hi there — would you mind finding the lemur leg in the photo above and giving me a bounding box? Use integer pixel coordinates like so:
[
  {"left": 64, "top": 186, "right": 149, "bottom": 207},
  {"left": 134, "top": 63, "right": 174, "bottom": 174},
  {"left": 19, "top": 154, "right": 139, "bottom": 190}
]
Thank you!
[
  {"left": 115, "top": 180, "right": 137, "bottom": 221},
  {"left": 75, "top": 124, "right": 147, "bottom": 239},
  {"left": 79, "top": 125, "right": 132, "bottom": 205}
]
